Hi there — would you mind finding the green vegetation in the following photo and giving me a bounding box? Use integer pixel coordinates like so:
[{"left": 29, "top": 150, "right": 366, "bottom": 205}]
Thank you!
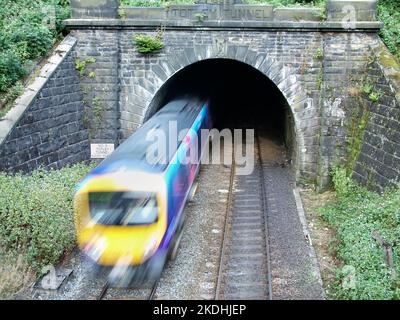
[
  {"left": 0, "top": 163, "right": 95, "bottom": 276},
  {"left": 118, "top": 7, "right": 127, "bottom": 20},
  {"left": 0, "top": 82, "right": 24, "bottom": 119},
  {"left": 377, "top": 0, "right": 400, "bottom": 61},
  {"left": 362, "top": 83, "right": 374, "bottom": 95},
  {"left": 361, "top": 82, "right": 382, "bottom": 103},
  {"left": 75, "top": 57, "right": 96, "bottom": 77},
  {"left": 92, "top": 96, "right": 104, "bottom": 129},
  {"left": 319, "top": 166, "right": 400, "bottom": 299},
  {"left": 194, "top": 12, "right": 207, "bottom": 23},
  {"left": 133, "top": 30, "right": 165, "bottom": 54},
  {"left": 74, "top": 56, "right": 103, "bottom": 137},
  {"left": 0, "top": 0, "right": 396, "bottom": 118},
  {"left": 346, "top": 103, "right": 370, "bottom": 175},
  {"left": 0, "top": 0, "right": 71, "bottom": 117},
  {"left": 314, "top": 47, "right": 324, "bottom": 61},
  {"left": 122, "top": 0, "right": 397, "bottom": 60},
  {"left": 0, "top": 51, "right": 27, "bottom": 93},
  {"left": 368, "top": 90, "right": 382, "bottom": 103}
]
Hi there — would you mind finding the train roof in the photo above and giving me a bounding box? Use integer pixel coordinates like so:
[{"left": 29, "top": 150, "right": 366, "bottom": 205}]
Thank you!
[{"left": 94, "top": 98, "right": 206, "bottom": 174}]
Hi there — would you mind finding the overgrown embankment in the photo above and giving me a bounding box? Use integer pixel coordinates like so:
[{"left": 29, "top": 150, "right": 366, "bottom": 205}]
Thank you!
[
  {"left": 377, "top": 0, "right": 400, "bottom": 61},
  {"left": 0, "top": 163, "right": 94, "bottom": 299},
  {"left": 319, "top": 167, "right": 400, "bottom": 299},
  {"left": 0, "top": 0, "right": 70, "bottom": 118}
]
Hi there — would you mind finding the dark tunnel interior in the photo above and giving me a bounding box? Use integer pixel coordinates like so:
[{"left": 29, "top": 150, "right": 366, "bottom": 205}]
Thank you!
[{"left": 145, "top": 59, "right": 294, "bottom": 151}]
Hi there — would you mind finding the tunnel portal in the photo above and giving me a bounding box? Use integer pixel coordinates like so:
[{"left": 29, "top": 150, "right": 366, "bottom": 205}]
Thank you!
[{"left": 145, "top": 59, "right": 295, "bottom": 159}]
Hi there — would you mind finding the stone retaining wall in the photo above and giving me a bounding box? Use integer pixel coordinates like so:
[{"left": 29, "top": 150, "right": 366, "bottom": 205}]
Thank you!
[
  {"left": 0, "top": 36, "right": 90, "bottom": 173},
  {"left": 352, "top": 43, "right": 400, "bottom": 191}
]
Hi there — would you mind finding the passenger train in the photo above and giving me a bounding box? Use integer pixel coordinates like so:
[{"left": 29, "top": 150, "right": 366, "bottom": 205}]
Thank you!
[{"left": 74, "top": 98, "right": 211, "bottom": 285}]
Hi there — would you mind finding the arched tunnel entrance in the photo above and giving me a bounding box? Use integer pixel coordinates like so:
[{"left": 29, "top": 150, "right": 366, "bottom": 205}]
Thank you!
[{"left": 145, "top": 59, "right": 296, "bottom": 162}]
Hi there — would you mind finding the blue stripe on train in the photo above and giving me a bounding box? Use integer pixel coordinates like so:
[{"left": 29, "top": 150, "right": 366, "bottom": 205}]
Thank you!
[{"left": 159, "top": 105, "right": 210, "bottom": 251}]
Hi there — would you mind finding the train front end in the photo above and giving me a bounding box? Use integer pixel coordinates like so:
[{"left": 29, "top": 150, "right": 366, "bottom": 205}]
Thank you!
[{"left": 74, "top": 169, "right": 168, "bottom": 285}]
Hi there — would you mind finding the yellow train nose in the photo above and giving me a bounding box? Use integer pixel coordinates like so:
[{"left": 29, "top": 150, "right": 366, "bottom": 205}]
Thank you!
[{"left": 78, "top": 226, "right": 161, "bottom": 266}]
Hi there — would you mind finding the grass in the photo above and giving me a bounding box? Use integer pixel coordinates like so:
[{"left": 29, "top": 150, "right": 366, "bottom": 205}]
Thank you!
[
  {"left": 0, "top": 162, "right": 95, "bottom": 299},
  {"left": 0, "top": 249, "right": 35, "bottom": 299},
  {"left": 300, "top": 189, "right": 339, "bottom": 297},
  {"left": 318, "top": 167, "right": 400, "bottom": 299}
]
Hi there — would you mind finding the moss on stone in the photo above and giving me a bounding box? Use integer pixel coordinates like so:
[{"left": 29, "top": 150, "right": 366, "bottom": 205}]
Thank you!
[
  {"left": 376, "top": 47, "right": 400, "bottom": 101},
  {"left": 378, "top": 49, "right": 400, "bottom": 69}
]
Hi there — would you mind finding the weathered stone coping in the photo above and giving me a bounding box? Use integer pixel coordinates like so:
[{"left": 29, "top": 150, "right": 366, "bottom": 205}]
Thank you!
[
  {"left": 120, "top": 5, "right": 323, "bottom": 22},
  {"left": 0, "top": 36, "right": 77, "bottom": 146},
  {"left": 372, "top": 42, "right": 400, "bottom": 103},
  {"left": 67, "top": 0, "right": 381, "bottom": 31},
  {"left": 70, "top": 0, "right": 379, "bottom": 23},
  {"left": 64, "top": 19, "right": 382, "bottom": 31}
]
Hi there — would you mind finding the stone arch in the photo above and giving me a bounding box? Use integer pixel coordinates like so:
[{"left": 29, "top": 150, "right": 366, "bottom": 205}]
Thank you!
[{"left": 123, "top": 44, "right": 316, "bottom": 182}]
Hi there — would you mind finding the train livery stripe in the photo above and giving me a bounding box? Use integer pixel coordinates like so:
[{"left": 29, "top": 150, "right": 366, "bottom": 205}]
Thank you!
[{"left": 159, "top": 104, "right": 210, "bottom": 250}]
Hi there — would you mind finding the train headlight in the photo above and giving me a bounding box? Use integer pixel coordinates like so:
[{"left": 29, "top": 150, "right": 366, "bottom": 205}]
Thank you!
[{"left": 142, "top": 237, "right": 158, "bottom": 262}]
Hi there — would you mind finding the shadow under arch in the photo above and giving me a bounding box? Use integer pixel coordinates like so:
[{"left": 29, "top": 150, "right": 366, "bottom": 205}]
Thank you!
[
  {"left": 125, "top": 45, "right": 316, "bottom": 182},
  {"left": 144, "top": 58, "right": 298, "bottom": 166}
]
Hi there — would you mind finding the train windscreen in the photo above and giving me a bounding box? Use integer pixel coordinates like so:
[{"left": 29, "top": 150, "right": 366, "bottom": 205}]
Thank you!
[{"left": 89, "top": 192, "right": 158, "bottom": 226}]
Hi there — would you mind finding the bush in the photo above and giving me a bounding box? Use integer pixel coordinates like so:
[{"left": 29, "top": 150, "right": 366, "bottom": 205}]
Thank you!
[
  {"left": 320, "top": 168, "right": 400, "bottom": 299},
  {"left": 133, "top": 33, "right": 165, "bottom": 54},
  {"left": 0, "top": 163, "right": 95, "bottom": 273},
  {"left": 10, "top": 25, "right": 54, "bottom": 60},
  {"left": 0, "top": 50, "right": 27, "bottom": 92},
  {"left": 330, "top": 166, "right": 356, "bottom": 197},
  {"left": 0, "top": 82, "right": 24, "bottom": 118},
  {"left": 377, "top": 0, "right": 400, "bottom": 61},
  {"left": 0, "top": 0, "right": 71, "bottom": 96}
]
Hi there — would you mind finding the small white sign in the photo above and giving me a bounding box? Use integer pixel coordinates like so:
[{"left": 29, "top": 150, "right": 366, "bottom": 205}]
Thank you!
[{"left": 91, "top": 143, "right": 115, "bottom": 159}]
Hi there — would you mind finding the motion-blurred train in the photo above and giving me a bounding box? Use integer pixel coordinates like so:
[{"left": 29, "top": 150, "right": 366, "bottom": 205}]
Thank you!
[{"left": 74, "top": 98, "right": 211, "bottom": 285}]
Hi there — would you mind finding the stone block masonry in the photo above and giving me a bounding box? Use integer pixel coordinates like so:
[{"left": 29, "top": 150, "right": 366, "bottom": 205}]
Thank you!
[
  {"left": 64, "top": 0, "right": 391, "bottom": 189},
  {"left": 0, "top": 36, "right": 90, "bottom": 173},
  {"left": 352, "top": 43, "right": 400, "bottom": 192},
  {"left": 1, "top": 0, "right": 398, "bottom": 192},
  {"left": 73, "top": 29, "right": 120, "bottom": 144},
  {"left": 71, "top": 27, "right": 377, "bottom": 188}
]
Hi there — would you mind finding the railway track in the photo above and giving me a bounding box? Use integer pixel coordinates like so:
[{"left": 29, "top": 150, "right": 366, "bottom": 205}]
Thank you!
[
  {"left": 97, "top": 281, "right": 159, "bottom": 300},
  {"left": 215, "top": 134, "right": 272, "bottom": 300}
]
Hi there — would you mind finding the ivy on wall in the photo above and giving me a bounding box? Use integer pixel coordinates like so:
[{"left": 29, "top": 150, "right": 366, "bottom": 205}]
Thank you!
[{"left": 75, "top": 57, "right": 104, "bottom": 138}]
